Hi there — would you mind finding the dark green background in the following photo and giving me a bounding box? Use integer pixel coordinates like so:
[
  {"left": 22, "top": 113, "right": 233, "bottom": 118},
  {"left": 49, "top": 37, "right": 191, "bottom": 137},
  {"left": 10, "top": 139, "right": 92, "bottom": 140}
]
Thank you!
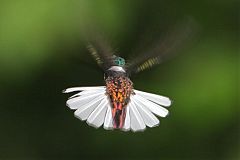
[{"left": 0, "top": 0, "right": 238, "bottom": 160}]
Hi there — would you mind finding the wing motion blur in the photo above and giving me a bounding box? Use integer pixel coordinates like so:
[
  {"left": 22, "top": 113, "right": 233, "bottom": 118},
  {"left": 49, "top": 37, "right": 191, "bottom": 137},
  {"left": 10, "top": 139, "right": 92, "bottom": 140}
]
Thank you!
[
  {"left": 87, "top": 35, "right": 115, "bottom": 71},
  {"left": 126, "top": 18, "right": 197, "bottom": 75}
]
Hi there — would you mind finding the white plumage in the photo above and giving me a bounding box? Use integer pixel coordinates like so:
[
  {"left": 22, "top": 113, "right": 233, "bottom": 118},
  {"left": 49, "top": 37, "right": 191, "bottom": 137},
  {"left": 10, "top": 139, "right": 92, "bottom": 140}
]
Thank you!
[
  {"left": 133, "top": 94, "right": 169, "bottom": 117},
  {"left": 134, "top": 89, "right": 171, "bottom": 107},
  {"left": 131, "top": 96, "right": 159, "bottom": 128},
  {"left": 129, "top": 99, "right": 146, "bottom": 131},
  {"left": 63, "top": 86, "right": 171, "bottom": 132},
  {"left": 87, "top": 98, "right": 108, "bottom": 128},
  {"left": 74, "top": 94, "right": 104, "bottom": 120},
  {"left": 103, "top": 104, "right": 113, "bottom": 130},
  {"left": 122, "top": 106, "right": 130, "bottom": 131}
]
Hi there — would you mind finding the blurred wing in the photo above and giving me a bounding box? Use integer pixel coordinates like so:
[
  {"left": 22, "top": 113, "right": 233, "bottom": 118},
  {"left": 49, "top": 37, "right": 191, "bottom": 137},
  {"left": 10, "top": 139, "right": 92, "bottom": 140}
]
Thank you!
[
  {"left": 87, "top": 35, "right": 115, "bottom": 70},
  {"left": 126, "top": 18, "right": 197, "bottom": 74}
]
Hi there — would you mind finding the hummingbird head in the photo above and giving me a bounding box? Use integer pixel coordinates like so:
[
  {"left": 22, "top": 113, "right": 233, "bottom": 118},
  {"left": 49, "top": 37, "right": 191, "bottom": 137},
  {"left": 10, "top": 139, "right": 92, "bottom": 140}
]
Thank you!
[
  {"left": 113, "top": 55, "right": 125, "bottom": 67},
  {"left": 106, "top": 55, "right": 126, "bottom": 74}
]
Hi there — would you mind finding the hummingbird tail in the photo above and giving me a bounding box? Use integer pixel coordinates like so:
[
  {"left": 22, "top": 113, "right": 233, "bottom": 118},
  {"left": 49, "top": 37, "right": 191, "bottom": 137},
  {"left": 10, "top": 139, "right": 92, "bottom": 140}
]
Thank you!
[
  {"left": 112, "top": 106, "right": 126, "bottom": 129},
  {"left": 63, "top": 86, "right": 172, "bottom": 132}
]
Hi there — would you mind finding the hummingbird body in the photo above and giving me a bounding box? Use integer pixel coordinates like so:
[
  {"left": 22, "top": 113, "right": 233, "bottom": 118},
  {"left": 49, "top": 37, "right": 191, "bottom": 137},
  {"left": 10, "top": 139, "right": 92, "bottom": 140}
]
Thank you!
[
  {"left": 61, "top": 24, "right": 200, "bottom": 131},
  {"left": 63, "top": 54, "right": 171, "bottom": 132},
  {"left": 63, "top": 19, "right": 195, "bottom": 131},
  {"left": 104, "top": 59, "right": 134, "bottom": 129},
  {"left": 105, "top": 74, "right": 133, "bottom": 129}
]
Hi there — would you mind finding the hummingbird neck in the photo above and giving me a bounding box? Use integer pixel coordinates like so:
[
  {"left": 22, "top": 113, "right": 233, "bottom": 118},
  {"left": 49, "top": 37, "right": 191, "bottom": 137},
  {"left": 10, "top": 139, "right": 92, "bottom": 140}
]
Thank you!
[
  {"left": 108, "top": 66, "right": 126, "bottom": 73},
  {"left": 105, "top": 66, "right": 127, "bottom": 78}
]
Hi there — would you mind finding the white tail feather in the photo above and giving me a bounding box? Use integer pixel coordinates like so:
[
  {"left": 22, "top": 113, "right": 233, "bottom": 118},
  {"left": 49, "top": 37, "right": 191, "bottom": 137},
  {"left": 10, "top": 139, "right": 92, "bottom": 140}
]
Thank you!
[
  {"left": 131, "top": 97, "right": 159, "bottom": 127},
  {"left": 87, "top": 98, "right": 108, "bottom": 128},
  {"left": 69, "top": 89, "right": 105, "bottom": 99},
  {"left": 134, "top": 94, "right": 169, "bottom": 117},
  {"left": 104, "top": 104, "right": 113, "bottom": 130},
  {"left": 67, "top": 92, "right": 103, "bottom": 109},
  {"left": 63, "top": 86, "right": 105, "bottom": 93},
  {"left": 129, "top": 100, "right": 146, "bottom": 132},
  {"left": 134, "top": 89, "right": 171, "bottom": 107},
  {"left": 74, "top": 94, "right": 105, "bottom": 120},
  {"left": 122, "top": 106, "right": 130, "bottom": 131}
]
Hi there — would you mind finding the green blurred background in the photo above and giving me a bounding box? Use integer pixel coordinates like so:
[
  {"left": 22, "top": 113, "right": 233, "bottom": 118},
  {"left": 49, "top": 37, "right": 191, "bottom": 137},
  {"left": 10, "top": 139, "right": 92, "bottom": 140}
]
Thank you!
[{"left": 0, "top": 0, "right": 238, "bottom": 160}]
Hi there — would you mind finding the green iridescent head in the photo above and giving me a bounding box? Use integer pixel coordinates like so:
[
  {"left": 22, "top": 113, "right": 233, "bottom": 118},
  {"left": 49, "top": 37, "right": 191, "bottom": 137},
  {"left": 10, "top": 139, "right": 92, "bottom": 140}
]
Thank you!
[{"left": 113, "top": 56, "right": 125, "bottom": 66}]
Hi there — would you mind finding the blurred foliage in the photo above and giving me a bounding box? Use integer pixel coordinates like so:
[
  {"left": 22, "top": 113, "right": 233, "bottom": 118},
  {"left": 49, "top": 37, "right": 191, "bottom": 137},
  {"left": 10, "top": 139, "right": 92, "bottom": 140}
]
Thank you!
[{"left": 0, "top": 0, "right": 238, "bottom": 160}]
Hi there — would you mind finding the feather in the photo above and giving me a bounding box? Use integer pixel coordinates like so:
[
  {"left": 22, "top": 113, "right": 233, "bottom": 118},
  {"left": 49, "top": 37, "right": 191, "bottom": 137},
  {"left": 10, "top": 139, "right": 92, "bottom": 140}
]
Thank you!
[
  {"left": 69, "top": 89, "right": 106, "bottom": 99},
  {"left": 87, "top": 98, "right": 108, "bottom": 128},
  {"left": 103, "top": 104, "right": 113, "bottom": 130},
  {"left": 87, "top": 34, "right": 115, "bottom": 70},
  {"left": 74, "top": 94, "right": 105, "bottom": 120},
  {"left": 129, "top": 100, "right": 146, "bottom": 132},
  {"left": 134, "top": 94, "right": 169, "bottom": 117},
  {"left": 122, "top": 106, "right": 130, "bottom": 131},
  {"left": 126, "top": 18, "right": 197, "bottom": 74},
  {"left": 63, "top": 86, "right": 105, "bottom": 93},
  {"left": 134, "top": 89, "right": 172, "bottom": 107},
  {"left": 66, "top": 91, "right": 104, "bottom": 109},
  {"left": 131, "top": 97, "right": 159, "bottom": 127}
]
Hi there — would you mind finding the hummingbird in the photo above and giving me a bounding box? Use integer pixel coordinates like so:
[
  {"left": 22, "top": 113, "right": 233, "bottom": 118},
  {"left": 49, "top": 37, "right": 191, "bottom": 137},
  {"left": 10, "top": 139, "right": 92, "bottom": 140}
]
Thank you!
[{"left": 63, "top": 20, "right": 195, "bottom": 132}]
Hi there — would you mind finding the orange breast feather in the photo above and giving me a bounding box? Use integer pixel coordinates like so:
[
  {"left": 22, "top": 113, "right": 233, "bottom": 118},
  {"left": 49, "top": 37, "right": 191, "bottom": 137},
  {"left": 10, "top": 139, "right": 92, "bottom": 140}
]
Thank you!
[{"left": 106, "top": 76, "right": 133, "bottom": 128}]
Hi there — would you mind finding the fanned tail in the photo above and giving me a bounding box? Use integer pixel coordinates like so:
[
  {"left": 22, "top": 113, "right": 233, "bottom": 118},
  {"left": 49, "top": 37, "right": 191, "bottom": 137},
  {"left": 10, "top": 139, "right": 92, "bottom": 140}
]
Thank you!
[
  {"left": 63, "top": 86, "right": 113, "bottom": 129},
  {"left": 63, "top": 86, "right": 172, "bottom": 132}
]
